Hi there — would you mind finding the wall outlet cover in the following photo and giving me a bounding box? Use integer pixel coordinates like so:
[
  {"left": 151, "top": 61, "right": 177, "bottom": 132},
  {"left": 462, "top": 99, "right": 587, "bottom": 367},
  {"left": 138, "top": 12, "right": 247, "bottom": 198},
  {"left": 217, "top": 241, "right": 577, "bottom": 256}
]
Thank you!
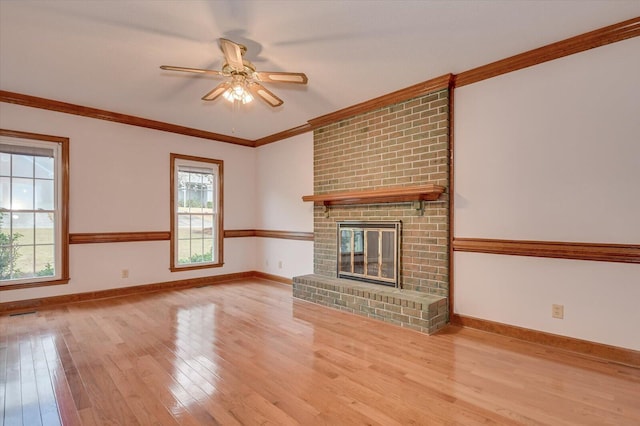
[{"left": 552, "top": 304, "right": 564, "bottom": 319}]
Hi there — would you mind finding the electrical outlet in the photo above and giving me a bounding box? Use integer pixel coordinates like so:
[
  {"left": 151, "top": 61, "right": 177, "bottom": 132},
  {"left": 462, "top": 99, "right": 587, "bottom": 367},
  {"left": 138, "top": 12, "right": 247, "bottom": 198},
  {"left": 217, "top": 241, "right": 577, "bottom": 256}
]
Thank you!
[
  {"left": 121, "top": 269, "right": 129, "bottom": 279},
  {"left": 552, "top": 304, "right": 564, "bottom": 319},
  {"left": 278, "top": 261, "right": 283, "bottom": 269}
]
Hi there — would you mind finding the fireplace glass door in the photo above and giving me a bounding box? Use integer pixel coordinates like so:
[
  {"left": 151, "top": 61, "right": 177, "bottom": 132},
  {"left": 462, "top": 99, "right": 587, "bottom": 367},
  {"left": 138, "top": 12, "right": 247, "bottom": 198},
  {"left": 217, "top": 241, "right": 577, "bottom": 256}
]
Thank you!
[{"left": 337, "top": 221, "right": 400, "bottom": 287}]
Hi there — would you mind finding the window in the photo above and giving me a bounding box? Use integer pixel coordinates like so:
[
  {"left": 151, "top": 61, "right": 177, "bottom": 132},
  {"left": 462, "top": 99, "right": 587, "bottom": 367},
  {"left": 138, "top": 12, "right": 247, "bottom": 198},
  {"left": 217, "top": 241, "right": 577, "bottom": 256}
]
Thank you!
[
  {"left": 170, "top": 153, "right": 223, "bottom": 271},
  {"left": 0, "top": 129, "right": 69, "bottom": 290}
]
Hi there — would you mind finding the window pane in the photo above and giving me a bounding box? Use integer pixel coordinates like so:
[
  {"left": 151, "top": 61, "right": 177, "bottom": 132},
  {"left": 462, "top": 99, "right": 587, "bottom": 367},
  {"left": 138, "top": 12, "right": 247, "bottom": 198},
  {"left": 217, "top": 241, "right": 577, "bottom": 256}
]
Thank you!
[
  {"left": 0, "top": 212, "right": 9, "bottom": 232},
  {"left": 34, "top": 156, "right": 54, "bottom": 179},
  {"left": 189, "top": 171, "right": 203, "bottom": 185},
  {"left": 202, "top": 214, "right": 214, "bottom": 238},
  {"left": 187, "top": 238, "right": 213, "bottom": 263},
  {"left": 35, "top": 179, "right": 54, "bottom": 210},
  {"left": 12, "top": 177, "right": 34, "bottom": 210},
  {"left": 35, "top": 245, "right": 55, "bottom": 277},
  {"left": 0, "top": 153, "right": 9, "bottom": 176},
  {"left": 0, "top": 238, "right": 14, "bottom": 279},
  {"left": 1, "top": 211, "right": 19, "bottom": 280},
  {"left": 179, "top": 170, "right": 212, "bottom": 214},
  {"left": 190, "top": 214, "right": 204, "bottom": 238},
  {"left": 203, "top": 238, "right": 214, "bottom": 263},
  {"left": 188, "top": 171, "right": 200, "bottom": 182},
  {"left": 188, "top": 172, "right": 206, "bottom": 214},
  {"left": 209, "top": 176, "right": 217, "bottom": 213},
  {"left": 190, "top": 238, "right": 204, "bottom": 258},
  {"left": 0, "top": 176, "right": 9, "bottom": 209},
  {"left": 12, "top": 212, "right": 34, "bottom": 245},
  {"left": 177, "top": 239, "right": 190, "bottom": 264},
  {"left": 177, "top": 214, "right": 191, "bottom": 240},
  {"left": 12, "top": 155, "right": 34, "bottom": 178},
  {"left": 177, "top": 171, "right": 190, "bottom": 211},
  {"left": 35, "top": 212, "right": 54, "bottom": 245},
  {"left": 15, "top": 244, "right": 35, "bottom": 277}
]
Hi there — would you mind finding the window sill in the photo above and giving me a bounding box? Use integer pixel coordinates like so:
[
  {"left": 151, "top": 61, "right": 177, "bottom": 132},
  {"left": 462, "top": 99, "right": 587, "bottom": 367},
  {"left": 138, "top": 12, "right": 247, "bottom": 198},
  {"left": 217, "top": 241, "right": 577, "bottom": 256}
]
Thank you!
[
  {"left": 170, "top": 262, "right": 223, "bottom": 272},
  {"left": 0, "top": 277, "right": 70, "bottom": 291}
]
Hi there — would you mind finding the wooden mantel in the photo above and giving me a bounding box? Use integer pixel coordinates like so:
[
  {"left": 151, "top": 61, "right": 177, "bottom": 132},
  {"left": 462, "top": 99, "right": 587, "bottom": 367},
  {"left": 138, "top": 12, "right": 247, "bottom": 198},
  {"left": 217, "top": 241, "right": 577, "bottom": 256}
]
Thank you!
[{"left": 302, "top": 184, "right": 445, "bottom": 206}]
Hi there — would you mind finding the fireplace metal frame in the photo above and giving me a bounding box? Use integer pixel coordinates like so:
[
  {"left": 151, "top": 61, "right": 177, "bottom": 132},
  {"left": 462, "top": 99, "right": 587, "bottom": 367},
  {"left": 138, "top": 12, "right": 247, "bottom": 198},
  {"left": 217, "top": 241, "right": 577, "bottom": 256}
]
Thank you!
[{"left": 336, "top": 220, "right": 401, "bottom": 288}]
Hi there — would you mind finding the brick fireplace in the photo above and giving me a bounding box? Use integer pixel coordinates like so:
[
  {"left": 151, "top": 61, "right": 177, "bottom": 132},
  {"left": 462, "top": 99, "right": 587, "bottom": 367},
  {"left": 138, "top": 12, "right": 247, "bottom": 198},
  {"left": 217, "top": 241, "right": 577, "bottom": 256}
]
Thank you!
[{"left": 294, "top": 87, "right": 450, "bottom": 334}]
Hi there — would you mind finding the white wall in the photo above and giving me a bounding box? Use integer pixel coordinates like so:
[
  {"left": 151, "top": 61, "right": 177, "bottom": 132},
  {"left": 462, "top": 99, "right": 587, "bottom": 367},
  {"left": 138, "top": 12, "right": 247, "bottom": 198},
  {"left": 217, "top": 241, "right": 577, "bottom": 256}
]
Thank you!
[
  {"left": 255, "top": 133, "right": 314, "bottom": 278},
  {"left": 454, "top": 37, "right": 640, "bottom": 350},
  {"left": 0, "top": 103, "right": 257, "bottom": 303}
]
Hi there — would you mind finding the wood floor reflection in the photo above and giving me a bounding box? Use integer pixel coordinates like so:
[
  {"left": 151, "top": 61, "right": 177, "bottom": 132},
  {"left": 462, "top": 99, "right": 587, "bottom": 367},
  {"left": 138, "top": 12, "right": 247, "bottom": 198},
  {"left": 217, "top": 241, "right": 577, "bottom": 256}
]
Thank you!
[{"left": 1, "top": 279, "right": 639, "bottom": 425}]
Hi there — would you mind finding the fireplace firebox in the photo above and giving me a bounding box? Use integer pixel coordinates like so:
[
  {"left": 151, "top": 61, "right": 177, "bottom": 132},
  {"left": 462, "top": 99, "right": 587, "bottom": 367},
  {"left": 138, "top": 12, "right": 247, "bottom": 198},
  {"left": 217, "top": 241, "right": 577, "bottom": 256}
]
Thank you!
[{"left": 337, "top": 221, "right": 401, "bottom": 287}]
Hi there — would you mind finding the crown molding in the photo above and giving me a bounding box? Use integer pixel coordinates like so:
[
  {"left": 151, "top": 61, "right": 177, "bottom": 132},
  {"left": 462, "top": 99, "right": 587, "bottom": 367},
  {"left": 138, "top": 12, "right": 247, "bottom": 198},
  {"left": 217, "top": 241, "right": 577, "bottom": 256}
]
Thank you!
[
  {"left": 454, "top": 16, "right": 640, "bottom": 87},
  {"left": 254, "top": 123, "right": 313, "bottom": 147},
  {"left": 0, "top": 90, "right": 254, "bottom": 147}
]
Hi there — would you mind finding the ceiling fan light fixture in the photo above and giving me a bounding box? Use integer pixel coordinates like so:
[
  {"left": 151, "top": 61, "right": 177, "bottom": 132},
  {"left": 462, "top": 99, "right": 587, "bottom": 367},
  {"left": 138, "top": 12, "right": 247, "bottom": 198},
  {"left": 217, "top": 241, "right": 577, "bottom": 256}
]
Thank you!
[{"left": 222, "top": 78, "right": 253, "bottom": 104}]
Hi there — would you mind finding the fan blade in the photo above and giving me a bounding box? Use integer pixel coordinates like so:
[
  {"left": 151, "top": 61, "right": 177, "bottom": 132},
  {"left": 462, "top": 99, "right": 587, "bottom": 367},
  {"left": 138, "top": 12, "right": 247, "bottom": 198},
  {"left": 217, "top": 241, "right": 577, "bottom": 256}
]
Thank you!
[
  {"left": 248, "top": 82, "right": 283, "bottom": 107},
  {"left": 202, "top": 82, "right": 231, "bottom": 101},
  {"left": 219, "top": 38, "right": 244, "bottom": 72},
  {"left": 255, "top": 71, "right": 308, "bottom": 84},
  {"left": 160, "top": 65, "right": 224, "bottom": 76}
]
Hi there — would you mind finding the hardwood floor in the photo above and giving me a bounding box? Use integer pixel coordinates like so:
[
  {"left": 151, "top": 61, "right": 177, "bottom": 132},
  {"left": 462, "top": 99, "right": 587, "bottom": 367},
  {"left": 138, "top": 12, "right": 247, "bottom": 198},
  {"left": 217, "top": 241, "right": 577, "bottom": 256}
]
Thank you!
[{"left": 1, "top": 279, "right": 638, "bottom": 425}]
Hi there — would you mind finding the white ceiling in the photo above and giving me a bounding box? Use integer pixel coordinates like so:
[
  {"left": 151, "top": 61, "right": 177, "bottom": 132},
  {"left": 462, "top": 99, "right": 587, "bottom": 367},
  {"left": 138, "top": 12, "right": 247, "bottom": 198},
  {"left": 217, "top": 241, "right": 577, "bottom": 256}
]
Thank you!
[{"left": 1, "top": 1, "right": 639, "bottom": 141}]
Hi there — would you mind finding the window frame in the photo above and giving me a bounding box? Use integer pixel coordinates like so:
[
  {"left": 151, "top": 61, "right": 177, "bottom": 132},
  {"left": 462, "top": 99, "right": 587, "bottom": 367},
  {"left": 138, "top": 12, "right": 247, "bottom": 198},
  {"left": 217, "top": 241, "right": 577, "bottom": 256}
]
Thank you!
[
  {"left": 170, "top": 153, "right": 224, "bottom": 272},
  {"left": 0, "top": 128, "right": 70, "bottom": 290}
]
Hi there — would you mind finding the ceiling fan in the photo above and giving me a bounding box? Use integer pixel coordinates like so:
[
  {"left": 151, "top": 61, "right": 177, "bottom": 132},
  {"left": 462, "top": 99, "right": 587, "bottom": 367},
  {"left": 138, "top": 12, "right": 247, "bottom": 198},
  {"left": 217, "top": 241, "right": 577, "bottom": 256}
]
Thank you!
[{"left": 160, "top": 38, "right": 308, "bottom": 107}]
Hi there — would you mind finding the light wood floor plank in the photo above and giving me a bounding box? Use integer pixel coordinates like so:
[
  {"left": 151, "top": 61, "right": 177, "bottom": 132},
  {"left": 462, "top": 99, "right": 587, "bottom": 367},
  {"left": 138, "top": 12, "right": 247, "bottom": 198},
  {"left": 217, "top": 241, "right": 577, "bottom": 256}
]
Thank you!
[
  {"left": 30, "top": 335, "right": 60, "bottom": 426},
  {"left": 40, "top": 336, "right": 82, "bottom": 426},
  {"left": 19, "top": 338, "right": 42, "bottom": 426},
  {"left": 3, "top": 320, "right": 22, "bottom": 426},
  {"left": 1, "top": 279, "right": 639, "bottom": 425},
  {"left": 0, "top": 339, "right": 7, "bottom": 426},
  {"left": 50, "top": 327, "right": 91, "bottom": 413}
]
